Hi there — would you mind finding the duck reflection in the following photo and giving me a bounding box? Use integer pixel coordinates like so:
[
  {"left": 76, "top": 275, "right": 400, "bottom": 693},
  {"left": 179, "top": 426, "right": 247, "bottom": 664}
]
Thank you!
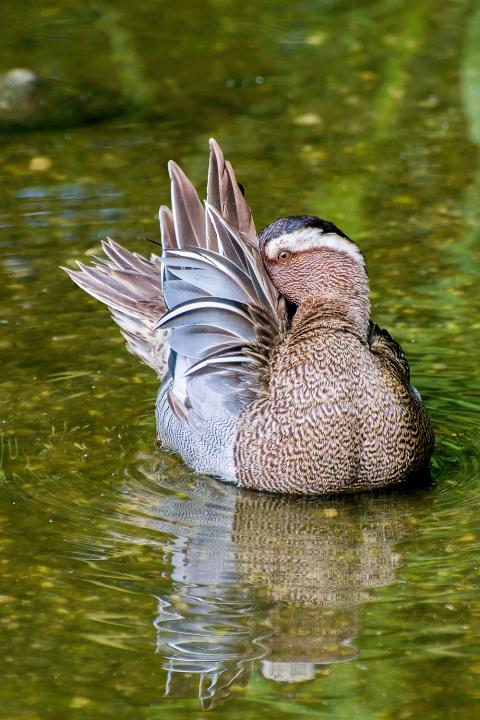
[{"left": 129, "top": 465, "right": 427, "bottom": 707}]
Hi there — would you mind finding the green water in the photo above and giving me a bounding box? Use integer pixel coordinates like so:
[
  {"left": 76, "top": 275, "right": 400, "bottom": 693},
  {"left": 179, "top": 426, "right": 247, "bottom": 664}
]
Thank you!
[{"left": 1, "top": 0, "right": 480, "bottom": 717}]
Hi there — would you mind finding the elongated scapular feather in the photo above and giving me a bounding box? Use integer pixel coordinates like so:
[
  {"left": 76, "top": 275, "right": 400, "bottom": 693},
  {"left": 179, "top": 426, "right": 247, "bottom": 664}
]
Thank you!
[{"left": 64, "top": 139, "right": 288, "bottom": 427}]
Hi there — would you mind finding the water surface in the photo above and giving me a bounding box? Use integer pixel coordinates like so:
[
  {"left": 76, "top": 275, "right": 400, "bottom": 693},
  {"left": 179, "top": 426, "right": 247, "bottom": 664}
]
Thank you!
[{"left": 1, "top": 0, "right": 480, "bottom": 717}]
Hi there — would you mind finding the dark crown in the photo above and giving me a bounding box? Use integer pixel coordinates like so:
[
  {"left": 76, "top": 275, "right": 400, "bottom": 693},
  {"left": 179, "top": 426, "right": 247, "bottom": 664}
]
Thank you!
[{"left": 258, "top": 215, "right": 350, "bottom": 253}]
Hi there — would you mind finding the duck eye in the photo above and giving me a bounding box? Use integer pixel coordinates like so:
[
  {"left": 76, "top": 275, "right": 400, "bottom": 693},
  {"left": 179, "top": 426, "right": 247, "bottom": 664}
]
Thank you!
[{"left": 277, "top": 249, "right": 292, "bottom": 262}]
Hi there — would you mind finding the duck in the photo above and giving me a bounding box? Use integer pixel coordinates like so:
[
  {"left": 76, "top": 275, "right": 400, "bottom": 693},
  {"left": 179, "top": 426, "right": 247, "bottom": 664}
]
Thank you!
[{"left": 63, "top": 139, "right": 434, "bottom": 494}]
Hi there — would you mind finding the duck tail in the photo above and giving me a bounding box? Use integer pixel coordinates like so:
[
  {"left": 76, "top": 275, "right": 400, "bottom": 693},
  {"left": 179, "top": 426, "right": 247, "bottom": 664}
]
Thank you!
[{"left": 61, "top": 238, "right": 168, "bottom": 375}]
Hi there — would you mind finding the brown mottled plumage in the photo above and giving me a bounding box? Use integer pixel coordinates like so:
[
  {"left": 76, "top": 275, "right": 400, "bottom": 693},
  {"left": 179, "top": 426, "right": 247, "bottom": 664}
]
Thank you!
[
  {"left": 236, "top": 302, "right": 433, "bottom": 494},
  {"left": 64, "top": 140, "right": 434, "bottom": 494},
  {"left": 235, "top": 229, "right": 434, "bottom": 493}
]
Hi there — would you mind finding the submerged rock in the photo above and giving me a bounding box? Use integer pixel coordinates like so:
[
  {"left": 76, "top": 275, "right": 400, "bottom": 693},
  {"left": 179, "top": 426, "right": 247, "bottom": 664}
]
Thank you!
[
  {"left": 0, "top": 69, "right": 38, "bottom": 122},
  {"left": 0, "top": 67, "right": 127, "bottom": 132}
]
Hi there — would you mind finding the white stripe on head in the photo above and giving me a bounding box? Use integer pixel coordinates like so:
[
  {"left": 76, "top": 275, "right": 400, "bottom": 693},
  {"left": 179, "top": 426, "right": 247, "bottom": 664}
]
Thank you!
[{"left": 264, "top": 227, "right": 364, "bottom": 265}]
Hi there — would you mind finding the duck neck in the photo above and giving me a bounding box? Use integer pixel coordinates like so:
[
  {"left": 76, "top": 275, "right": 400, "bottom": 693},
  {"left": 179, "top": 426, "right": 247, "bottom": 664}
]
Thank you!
[
  {"left": 266, "top": 246, "right": 371, "bottom": 339},
  {"left": 290, "top": 253, "right": 370, "bottom": 340},
  {"left": 291, "top": 297, "right": 369, "bottom": 342}
]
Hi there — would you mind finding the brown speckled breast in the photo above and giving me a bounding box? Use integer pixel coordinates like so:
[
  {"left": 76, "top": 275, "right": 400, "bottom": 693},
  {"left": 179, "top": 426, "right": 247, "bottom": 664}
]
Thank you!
[{"left": 234, "top": 305, "right": 434, "bottom": 494}]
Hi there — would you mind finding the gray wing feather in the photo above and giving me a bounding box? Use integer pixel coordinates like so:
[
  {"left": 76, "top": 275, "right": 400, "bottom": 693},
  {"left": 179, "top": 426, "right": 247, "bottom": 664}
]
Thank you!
[
  {"left": 169, "top": 161, "right": 206, "bottom": 249},
  {"left": 63, "top": 140, "right": 284, "bottom": 427},
  {"left": 163, "top": 251, "right": 255, "bottom": 304},
  {"left": 157, "top": 200, "right": 287, "bottom": 426},
  {"left": 159, "top": 206, "right": 176, "bottom": 250},
  {"left": 157, "top": 300, "right": 255, "bottom": 340},
  {"left": 162, "top": 279, "right": 209, "bottom": 308},
  {"left": 168, "top": 326, "right": 240, "bottom": 360},
  {"left": 165, "top": 266, "right": 252, "bottom": 305},
  {"left": 207, "top": 139, "right": 256, "bottom": 248}
]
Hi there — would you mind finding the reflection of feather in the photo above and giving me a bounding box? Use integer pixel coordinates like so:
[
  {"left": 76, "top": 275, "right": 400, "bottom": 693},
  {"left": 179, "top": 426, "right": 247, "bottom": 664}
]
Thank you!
[
  {"left": 125, "top": 467, "right": 418, "bottom": 703},
  {"left": 154, "top": 592, "right": 268, "bottom": 709}
]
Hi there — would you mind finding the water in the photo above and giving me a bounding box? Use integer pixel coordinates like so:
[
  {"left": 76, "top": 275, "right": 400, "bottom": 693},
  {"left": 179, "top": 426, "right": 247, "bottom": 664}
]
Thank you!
[{"left": 1, "top": 0, "right": 480, "bottom": 717}]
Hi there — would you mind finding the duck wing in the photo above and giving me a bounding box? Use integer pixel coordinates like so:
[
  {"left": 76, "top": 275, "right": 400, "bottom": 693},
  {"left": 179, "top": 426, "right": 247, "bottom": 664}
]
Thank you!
[
  {"left": 156, "top": 183, "right": 288, "bottom": 428},
  {"left": 166, "top": 138, "right": 257, "bottom": 252},
  {"left": 62, "top": 139, "right": 261, "bottom": 380},
  {"left": 368, "top": 322, "right": 411, "bottom": 385}
]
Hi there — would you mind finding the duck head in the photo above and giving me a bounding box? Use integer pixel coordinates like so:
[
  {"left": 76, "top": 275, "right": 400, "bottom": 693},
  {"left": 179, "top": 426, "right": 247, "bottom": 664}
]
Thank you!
[{"left": 259, "top": 215, "right": 370, "bottom": 337}]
